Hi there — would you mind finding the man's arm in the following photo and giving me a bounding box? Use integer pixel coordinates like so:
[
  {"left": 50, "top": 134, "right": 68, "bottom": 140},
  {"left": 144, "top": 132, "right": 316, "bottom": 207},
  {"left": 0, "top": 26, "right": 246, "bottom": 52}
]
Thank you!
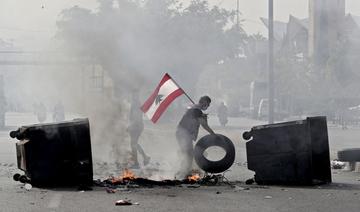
[{"left": 199, "top": 115, "right": 215, "bottom": 135}]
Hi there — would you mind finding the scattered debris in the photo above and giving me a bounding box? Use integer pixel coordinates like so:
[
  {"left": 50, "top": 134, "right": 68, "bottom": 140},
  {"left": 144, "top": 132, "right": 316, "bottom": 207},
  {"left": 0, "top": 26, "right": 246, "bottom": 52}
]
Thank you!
[
  {"left": 331, "top": 160, "right": 346, "bottom": 169},
  {"left": 126, "top": 184, "right": 140, "bottom": 189},
  {"left": 24, "top": 183, "right": 32, "bottom": 191},
  {"left": 187, "top": 184, "right": 200, "bottom": 188},
  {"left": 249, "top": 185, "right": 270, "bottom": 189},
  {"left": 115, "top": 199, "right": 132, "bottom": 206},
  {"left": 233, "top": 185, "right": 250, "bottom": 191},
  {"left": 234, "top": 185, "right": 245, "bottom": 191},
  {"left": 106, "top": 188, "right": 116, "bottom": 193},
  {"left": 264, "top": 196, "right": 272, "bottom": 199},
  {"left": 116, "top": 188, "right": 131, "bottom": 192}
]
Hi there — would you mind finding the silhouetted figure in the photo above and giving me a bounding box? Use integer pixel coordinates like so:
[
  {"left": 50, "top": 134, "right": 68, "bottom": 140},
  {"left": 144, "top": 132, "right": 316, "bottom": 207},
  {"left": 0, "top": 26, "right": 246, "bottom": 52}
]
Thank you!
[
  {"left": 338, "top": 102, "right": 349, "bottom": 130},
  {"left": 53, "top": 101, "right": 65, "bottom": 122},
  {"left": 176, "top": 96, "right": 215, "bottom": 178},
  {"left": 217, "top": 102, "right": 228, "bottom": 127},
  {"left": 36, "top": 102, "right": 47, "bottom": 123},
  {"left": 340, "top": 108, "right": 349, "bottom": 130},
  {"left": 127, "top": 91, "right": 150, "bottom": 169}
]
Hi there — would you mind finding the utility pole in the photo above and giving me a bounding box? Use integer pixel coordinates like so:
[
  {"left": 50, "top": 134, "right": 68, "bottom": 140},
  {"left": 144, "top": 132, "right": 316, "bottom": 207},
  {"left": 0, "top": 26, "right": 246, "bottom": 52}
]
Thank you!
[{"left": 268, "top": 0, "right": 275, "bottom": 124}]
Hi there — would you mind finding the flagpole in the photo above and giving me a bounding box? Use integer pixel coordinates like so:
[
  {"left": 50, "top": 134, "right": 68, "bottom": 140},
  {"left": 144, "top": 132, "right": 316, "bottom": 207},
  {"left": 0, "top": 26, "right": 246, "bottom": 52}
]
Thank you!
[{"left": 167, "top": 73, "right": 195, "bottom": 105}]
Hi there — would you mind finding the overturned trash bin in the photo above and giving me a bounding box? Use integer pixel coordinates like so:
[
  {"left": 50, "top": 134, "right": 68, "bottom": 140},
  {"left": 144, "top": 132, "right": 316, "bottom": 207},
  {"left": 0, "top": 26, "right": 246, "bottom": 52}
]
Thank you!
[
  {"left": 243, "top": 116, "right": 331, "bottom": 185},
  {"left": 10, "top": 118, "right": 93, "bottom": 187}
]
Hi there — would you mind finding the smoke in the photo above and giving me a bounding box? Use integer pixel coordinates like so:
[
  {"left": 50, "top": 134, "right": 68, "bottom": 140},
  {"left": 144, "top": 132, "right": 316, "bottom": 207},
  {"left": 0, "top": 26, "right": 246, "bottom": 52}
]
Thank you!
[
  {"left": 49, "top": 0, "right": 243, "bottom": 179},
  {"left": 9, "top": 0, "right": 359, "bottom": 179},
  {"left": 4, "top": 0, "right": 360, "bottom": 181}
]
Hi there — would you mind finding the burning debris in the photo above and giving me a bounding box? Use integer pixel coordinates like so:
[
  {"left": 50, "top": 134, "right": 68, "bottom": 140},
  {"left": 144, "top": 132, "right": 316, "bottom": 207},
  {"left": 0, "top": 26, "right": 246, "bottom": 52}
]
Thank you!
[
  {"left": 187, "top": 173, "right": 201, "bottom": 182},
  {"left": 110, "top": 168, "right": 136, "bottom": 183},
  {"left": 94, "top": 169, "right": 229, "bottom": 189}
]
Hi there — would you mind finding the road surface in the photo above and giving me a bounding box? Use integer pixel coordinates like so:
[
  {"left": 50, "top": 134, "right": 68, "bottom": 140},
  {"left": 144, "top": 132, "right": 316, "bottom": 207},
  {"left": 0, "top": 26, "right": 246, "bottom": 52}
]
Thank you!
[{"left": 0, "top": 113, "right": 359, "bottom": 212}]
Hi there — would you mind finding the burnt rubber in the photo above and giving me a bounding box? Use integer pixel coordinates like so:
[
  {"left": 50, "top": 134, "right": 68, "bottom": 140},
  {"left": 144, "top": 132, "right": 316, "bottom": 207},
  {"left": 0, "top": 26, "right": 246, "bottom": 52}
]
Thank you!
[
  {"left": 337, "top": 148, "right": 360, "bottom": 162},
  {"left": 194, "top": 134, "right": 235, "bottom": 173}
]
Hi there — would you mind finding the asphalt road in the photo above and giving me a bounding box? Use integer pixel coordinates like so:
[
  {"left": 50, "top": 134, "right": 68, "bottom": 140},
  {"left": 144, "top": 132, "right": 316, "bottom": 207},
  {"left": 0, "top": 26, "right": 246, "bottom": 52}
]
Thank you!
[{"left": 0, "top": 113, "right": 359, "bottom": 212}]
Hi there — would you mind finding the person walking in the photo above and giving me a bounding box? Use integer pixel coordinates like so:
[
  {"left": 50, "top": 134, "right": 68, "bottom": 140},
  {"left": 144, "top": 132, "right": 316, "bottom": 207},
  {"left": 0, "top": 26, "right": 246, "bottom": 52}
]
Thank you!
[{"left": 128, "top": 91, "right": 151, "bottom": 169}]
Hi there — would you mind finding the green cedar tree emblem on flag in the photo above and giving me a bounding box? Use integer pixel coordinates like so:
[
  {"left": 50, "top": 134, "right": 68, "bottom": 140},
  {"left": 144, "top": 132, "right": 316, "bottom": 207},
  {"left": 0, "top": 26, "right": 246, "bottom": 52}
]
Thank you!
[{"left": 155, "top": 94, "right": 164, "bottom": 105}]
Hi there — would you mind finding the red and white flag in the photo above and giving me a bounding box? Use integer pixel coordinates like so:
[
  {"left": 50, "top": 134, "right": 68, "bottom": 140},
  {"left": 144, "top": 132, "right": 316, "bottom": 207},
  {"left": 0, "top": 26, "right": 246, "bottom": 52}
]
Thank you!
[{"left": 141, "top": 73, "right": 184, "bottom": 123}]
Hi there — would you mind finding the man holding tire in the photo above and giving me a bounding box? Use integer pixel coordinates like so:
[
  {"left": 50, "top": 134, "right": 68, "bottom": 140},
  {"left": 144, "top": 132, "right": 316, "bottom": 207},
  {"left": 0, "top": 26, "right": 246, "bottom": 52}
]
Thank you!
[{"left": 175, "top": 96, "right": 215, "bottom": 178}]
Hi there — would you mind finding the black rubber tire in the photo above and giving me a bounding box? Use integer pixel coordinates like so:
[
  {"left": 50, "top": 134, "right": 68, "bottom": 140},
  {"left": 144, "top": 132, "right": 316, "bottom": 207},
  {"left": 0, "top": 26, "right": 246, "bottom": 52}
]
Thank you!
[
  {"left": 338, "top": 148, "right": 360, "bottom": 162},
  {"left": 194, "top": 134, "right": 236, "bottom": 173}
]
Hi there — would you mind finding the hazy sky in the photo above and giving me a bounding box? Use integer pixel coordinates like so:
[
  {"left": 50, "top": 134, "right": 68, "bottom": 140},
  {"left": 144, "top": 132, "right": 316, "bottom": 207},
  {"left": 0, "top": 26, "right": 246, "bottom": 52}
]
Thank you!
[{"left": 2, "top": 0, "right": 360, "bottom": 49}]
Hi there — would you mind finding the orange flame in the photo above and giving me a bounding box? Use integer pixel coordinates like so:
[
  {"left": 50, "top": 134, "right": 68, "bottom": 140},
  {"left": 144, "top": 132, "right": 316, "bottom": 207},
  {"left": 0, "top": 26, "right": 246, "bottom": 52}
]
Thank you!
[
  {"left": 187, "top": 173, "right": 200, "bottom": 182},
  {"left": 122, "top": 168, "right": 136, "bottom": 180},
  {"left": 111, "top": 168, "right": 136, "bottom": 183}
]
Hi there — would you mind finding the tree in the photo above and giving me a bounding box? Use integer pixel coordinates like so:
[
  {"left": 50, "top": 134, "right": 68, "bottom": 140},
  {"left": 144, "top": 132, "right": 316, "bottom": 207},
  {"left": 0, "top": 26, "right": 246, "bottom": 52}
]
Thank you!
[{"left": 56, "top": 0, "right": 246, "bottom": 96}]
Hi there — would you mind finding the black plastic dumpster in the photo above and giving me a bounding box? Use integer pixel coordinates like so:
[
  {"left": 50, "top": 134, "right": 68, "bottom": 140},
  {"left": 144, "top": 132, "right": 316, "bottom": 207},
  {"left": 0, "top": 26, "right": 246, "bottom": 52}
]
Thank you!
[
  {"left": 10, "top": 118, "right": 93, "bottom": 187},
  {"left": 243, "top": 116, "right": 331, "bottom": 185}
]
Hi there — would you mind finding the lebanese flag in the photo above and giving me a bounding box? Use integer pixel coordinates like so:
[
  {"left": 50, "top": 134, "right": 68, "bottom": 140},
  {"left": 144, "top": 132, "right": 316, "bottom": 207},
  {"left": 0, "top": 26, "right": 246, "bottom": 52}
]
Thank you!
[{"left": 141, "top": 73, "right": 184, "bottom": 123}]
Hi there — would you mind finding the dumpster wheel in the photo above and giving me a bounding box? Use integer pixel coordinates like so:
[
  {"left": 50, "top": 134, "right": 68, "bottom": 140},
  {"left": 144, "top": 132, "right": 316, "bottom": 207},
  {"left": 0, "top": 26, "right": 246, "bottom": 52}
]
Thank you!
[
  {"left": 194, "top": 134, "right": 235, "bottom": 173},
  {"left": 242, "top": 131, "right": 252, "bottom": 140}
]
